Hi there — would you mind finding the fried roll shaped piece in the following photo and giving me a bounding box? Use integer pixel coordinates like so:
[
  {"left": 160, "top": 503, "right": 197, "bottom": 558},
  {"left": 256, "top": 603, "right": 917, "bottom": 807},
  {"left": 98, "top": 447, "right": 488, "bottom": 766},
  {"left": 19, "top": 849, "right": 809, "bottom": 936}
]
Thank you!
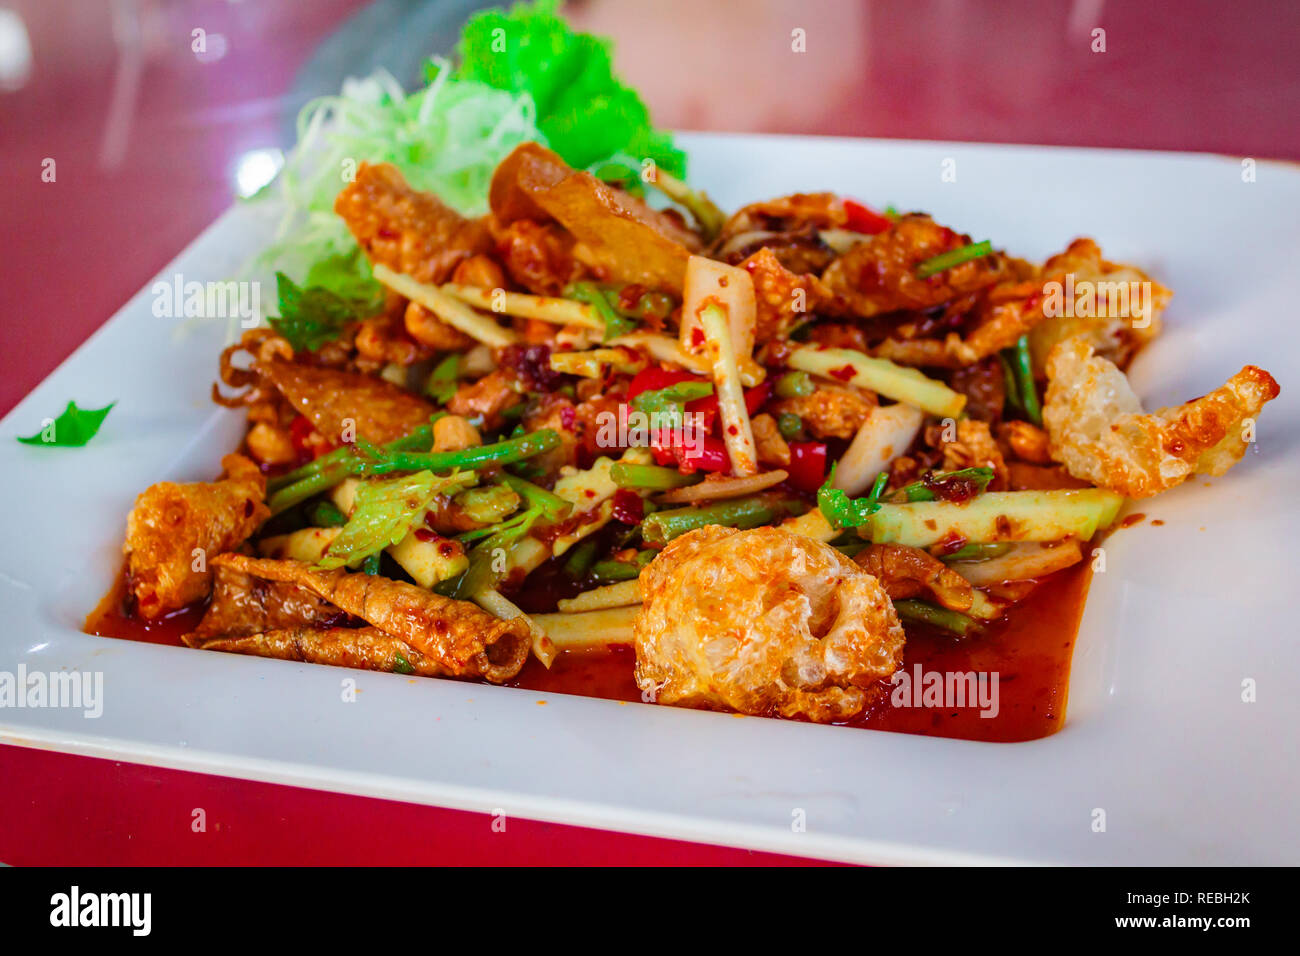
[
  {"left": 193, "top": 626, "right": 448, "bottom": 677},
  {"left": 211, "top": 554, "right": 530, "bottom": 682},
  {"left": 182, "top": 563, "right": 342, "bottom": 647},
  {"left": 123, "top": 454, "right": 270, "bottom": 618}
]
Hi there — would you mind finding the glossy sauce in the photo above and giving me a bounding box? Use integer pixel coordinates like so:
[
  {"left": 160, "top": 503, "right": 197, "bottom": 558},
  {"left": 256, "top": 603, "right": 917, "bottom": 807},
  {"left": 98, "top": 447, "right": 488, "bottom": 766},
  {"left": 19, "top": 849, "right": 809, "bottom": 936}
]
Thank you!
[{"left": 87, "top": 555, "right": 1093, "bottom": 744}]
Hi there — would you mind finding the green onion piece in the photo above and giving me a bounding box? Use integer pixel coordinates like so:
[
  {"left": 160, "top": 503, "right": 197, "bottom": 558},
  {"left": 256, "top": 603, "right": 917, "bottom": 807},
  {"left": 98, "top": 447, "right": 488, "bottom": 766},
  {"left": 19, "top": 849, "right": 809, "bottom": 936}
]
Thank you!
[
  {"left": 641, "top": 494, "right": 803, "bottom": 547},
  {"left": 894, "top": 599, "right": 979, "bottom": 637},
  {"left": 392, "top": 650, "right": 414, "bottom": 674},
  {"left": 775, "top": 370, "right": 814, "bottom": 398},
  {"left": 267, "top": 460, "right": 353, "bottom": 516},
  {"left": 916, "top": 240, "right": 993, "bottom": 279},
  {"left": 590, "top": 560, "right": 640, "bottom": 584},
  {"left": 361, "top": 554, "right": 382, "bottom": 576},
  {"left": 1014, "top": 335, "right": 1042, "bottom": 425},
  {"left": 634, "top": 550, "right": 656, "bottom": 568},
  {"left": 308, "top": 500, "right": 347, "bottom": 527},
  {"left": 499, "top": 473, "right": 572, "bottom": 522},
  {"left": 376, "top": 429, "right": 560, "bottom": 474},
  {"left": 998, "top": 352, "right": 1023, "bottom": 414},
  {"left": 424, "top": 354, "right": 459, "bottom": 404},
  {"left": 611, "top": 462, "right": 701, "bottom": 490},
  {"left": 897, "top": 466, "right": 995, "bottom": 503},
  {"left": 563, "top": 538, "right": 600, "bottom": 579},
  {"left": 566, "top": 281, "right": 637, "bottom": 341},
  {"left": 776, "top": 412, "right": 804, "bottom": 440},
  {"left": 942, "top": 542, "right": 1013, "bottom": 562}
]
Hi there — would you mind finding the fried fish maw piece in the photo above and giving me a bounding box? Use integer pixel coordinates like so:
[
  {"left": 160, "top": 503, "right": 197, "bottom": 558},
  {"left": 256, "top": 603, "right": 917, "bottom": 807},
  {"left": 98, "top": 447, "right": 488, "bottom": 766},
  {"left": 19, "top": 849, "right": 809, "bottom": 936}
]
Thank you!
[
  {"left": 261, "top": 361, "right": 435, "bottom": 445},
  {"left": 182, "top": 562, "right": 340, "bottom": 647},
  {"left": 211, "top": 554, "right": 529, "bottom": 682},
  {"left": 194, "top": 626, "right": 448, "bottom": 677},
  {"left": 124, "top": 454, "right": 270, "bottom": 618},
  {"left": 334, "top": 161, "right": 491, "bottom": 284},
  {"left": 489, "top": 142, "right": 700, "bottom": 292},
  {"left": 1043, "top": 336, "right": 1280, "bottom": 499}
]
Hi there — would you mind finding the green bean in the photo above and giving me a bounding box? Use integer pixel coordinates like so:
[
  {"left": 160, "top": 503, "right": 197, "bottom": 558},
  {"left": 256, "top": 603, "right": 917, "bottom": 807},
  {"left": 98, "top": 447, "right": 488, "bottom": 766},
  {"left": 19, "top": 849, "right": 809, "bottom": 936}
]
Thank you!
[
  {"left": 309, "top": 500, "right": 347, "bottom": 527},
  {"left": 610, "top": 462, "right": 700, "bottom": 490},
  {"left": 566, "top": 281, "right": 636, "bottom": 340},
  {"left": 916, "top": 240, "right": 992, "bottom": 279},
  {"left": 377, "top": 429, "right": 560, "bottom": 474},
  {"left": 266, "top": 419, "right": 439, "bottom": 493},
  {"left": 775, "top": 370, "right": 814, "bottom": 399},
  {"left": 268, "top": 460, "right": 352, "bottom": 515},
  {"left": 941, "top": 542, "right": 1013, "bottom": 563},
  {"left": 776, "top": 412, "right": 804, "bottom": 440},
  {"left": 590, "top": 560, "right": 640, "bottom": 584},
  {"left": 1014, "top": 335, "right": 1042, "bottom": 425},
  {"left": 500, "top": 472, "right": 572, "bottom": 521},
  {"left": 640, "top": 493, "right": 803, "bottom": 547},
  {"left": 893, "top": 599, "right": 979, "bottom": 637},
  {"left": 562, "top": 538, "right": 599, "bottom": 579}
]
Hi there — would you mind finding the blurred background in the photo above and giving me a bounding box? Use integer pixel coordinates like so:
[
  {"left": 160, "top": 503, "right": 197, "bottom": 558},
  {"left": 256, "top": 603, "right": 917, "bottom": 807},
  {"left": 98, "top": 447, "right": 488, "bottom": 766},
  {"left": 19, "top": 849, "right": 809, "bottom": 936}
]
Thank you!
[{"left": 2, "top": 0, "right": 1297, "bottom": 414}]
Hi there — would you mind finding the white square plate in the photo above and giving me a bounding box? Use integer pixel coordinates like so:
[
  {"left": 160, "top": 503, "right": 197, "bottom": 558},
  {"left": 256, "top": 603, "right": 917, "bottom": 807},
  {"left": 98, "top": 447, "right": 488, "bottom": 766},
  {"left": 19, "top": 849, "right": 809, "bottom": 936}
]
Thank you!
[{"left": 2, "top": 133, "right": 1297, "bottom": 865}]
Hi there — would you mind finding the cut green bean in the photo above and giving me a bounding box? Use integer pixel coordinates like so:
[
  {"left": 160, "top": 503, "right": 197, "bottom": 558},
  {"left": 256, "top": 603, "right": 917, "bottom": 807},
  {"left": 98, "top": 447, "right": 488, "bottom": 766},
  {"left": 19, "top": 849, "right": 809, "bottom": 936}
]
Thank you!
[
  {"left": 1014, "top": 335, "right": 1042, "bottom": 425},
  {"left": 268, "top": 460, "right": 352, "bottom": 515},
  {"left": 308, "top": 500, "right": 347, "bottom": 527},
  {"left": 375, "top": 429, "right": 561, "bottom": 474},
  {"left": 894, "top": 599, "right": 979, "bottom": 636},
  {"left": 266, "top": 418, "right": 439, "bottom": 493},
  {"left": 941, "top": 542, "right": 1013, "bottom": 563},
  {"left": 563, "top": 538, "right": 600, "bottom": 579},
  {"left": 566, "top": 281, "right": 636, "bottom": 341},
  {"left": 641, "top": 493, "right": 803, "bottom": 547},
  {"left": 776, "top": 412, "right": 804, "bottom": 440},
  {"left": 590, "top": 560, "right": 640, "bottom": 584},
  {"left": 500, "top": 472, "right": 572, "bottom": 521},
  {"left": 610, "top": 462, "right": 701, "bottom": 490},
  {"left": 775, "top": 370, "right": 814, "bottom": 399}
]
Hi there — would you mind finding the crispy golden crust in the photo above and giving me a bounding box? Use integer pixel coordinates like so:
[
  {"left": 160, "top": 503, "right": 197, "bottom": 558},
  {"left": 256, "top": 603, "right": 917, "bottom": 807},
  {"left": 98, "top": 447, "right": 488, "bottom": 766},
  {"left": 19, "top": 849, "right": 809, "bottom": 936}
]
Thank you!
[
  {"left": 739, "top": 247, "right": 832, "bottom": 343},
  {"left": 193, "top": 626, "right": 448, "bottom": 676},
  {"left": 821, "top": 214, "right": 1009, "bottom": 318},
  {"left": 1028, "top": 238, "right": 1171, "bottom": 372},
  {"left": 211, "top": 554, "right": 530, "bottom": 682},
  {"left": 634, "top": 526, "right": 905, "bottom": 722},
  {"left": 261, "top": 360, "right": 434, "bottom": 445},
  {"left": 938, "top": 419, "right": 1009, "bottom": 490},
  {"left": 489, "top": 143, "right": 699, "bottom": 292},
  {"left": 335, "top": 161, "right": 491, "bottom": 284},
  {"left": 124, "top": 454, "right": 269, "bottom": 618},
  {"left": 771, "top": 384, "right": 875, "bottom": 440},
  {"left": 183, "top": 563, "right": 340, "bottom": 645},
  {"left": 717, "top": 192, "right": 847, "bottom": 242},
  {"left": 1043, "top": 336, "right": 1280, "bottom": 498},
  {"left": 855, "top": 544, "right": 974, "bottom": 612}
]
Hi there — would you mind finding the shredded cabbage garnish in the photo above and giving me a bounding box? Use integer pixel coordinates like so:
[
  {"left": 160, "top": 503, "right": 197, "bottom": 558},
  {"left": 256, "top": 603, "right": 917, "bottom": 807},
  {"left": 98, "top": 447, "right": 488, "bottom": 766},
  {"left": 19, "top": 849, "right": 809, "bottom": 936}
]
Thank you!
[{"left": 239, "top": 59, "right": 544, "bottom": 299}]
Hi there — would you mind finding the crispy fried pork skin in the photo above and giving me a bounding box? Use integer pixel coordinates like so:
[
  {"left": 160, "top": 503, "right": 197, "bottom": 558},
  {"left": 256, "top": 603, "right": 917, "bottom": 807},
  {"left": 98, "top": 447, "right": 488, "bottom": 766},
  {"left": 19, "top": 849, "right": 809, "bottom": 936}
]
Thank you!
[
  {"left": 715, "top": 193, "right": 847, "bottom": 273},
  {"left": 489, "top": 142, "right": 699, "bottom": 292},
  {"left": 854, "top": 544, "right": 974, "bottom": 612},
  {"left": 1043, "top": 336, "right": 1280, "bottom": 499},
  {"left": 740, "top": 247, "right": 833, "bottom": 343},
  {"left": 1028, "top": 238, "right": 1171, "bottom": 372},
  {"left": 771, "top": 383, "right": 875, "bottom": 440},
  {"left": 192, "top": 626, "right": 448, "bottom": 676},
  {"left": 634, "top": 526, "right": 905, "bottom": 722},
  {"left": 261, "top": 361, "right": 435, "bottom": 445},
  {"left": 821, "top": 214, "right": 1009, "bottom": 318},
  {"left": 211, "top": 555, "right": 530, "bottom": 682},
  {"left": 335, "top": 161, "right": 491, "bottom": 284},
  {"left": 183, "top": 563, "right": 339, "bottom": 646},
  {"left": 124, "top": 454, "right": 269, "bottom": 618}
]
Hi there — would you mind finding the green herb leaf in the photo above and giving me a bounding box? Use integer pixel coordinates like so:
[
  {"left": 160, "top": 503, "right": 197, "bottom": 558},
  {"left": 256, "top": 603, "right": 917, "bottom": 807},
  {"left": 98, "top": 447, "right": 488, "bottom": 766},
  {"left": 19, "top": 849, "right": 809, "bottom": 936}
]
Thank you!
[
  {"left": 817, "top": 469, "right": 889, "bottom": 529},
  {"left": 269, "top": 271, "right": 385, "bottom": 353},
  {"left": 16, "top": 401, "right": 115, "bottom": 447}
]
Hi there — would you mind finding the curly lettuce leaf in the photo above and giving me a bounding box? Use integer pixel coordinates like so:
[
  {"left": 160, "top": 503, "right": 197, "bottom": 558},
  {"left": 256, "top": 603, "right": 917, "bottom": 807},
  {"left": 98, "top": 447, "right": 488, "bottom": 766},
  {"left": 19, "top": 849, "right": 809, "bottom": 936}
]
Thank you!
[
  {"left": 321, "top": 469, "right": 476, "bottom": 570},
  {"left": 454, "top": 0, "right": 685, "bottom": 177}
]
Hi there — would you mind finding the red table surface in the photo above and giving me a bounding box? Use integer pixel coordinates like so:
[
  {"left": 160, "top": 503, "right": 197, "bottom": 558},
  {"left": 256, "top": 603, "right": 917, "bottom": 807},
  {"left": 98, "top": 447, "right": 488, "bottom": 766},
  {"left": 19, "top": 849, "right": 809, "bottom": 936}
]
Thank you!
[{"left": 1, "top": 0, "right": 1296, "bottom": 865}]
